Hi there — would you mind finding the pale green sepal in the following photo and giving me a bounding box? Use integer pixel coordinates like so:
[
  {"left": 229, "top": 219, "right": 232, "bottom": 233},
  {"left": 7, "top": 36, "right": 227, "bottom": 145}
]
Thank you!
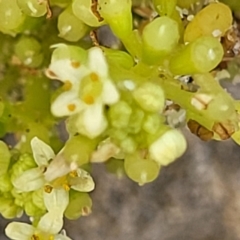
[
  {"left": 31, "top": 137, "right": 55, "bottom": 167},
  {"left": 12, "top": 168, "right": 45, "bottom": 192},
  {"left": 5, "top": 222, "right": 35, "bottom": 240},
  {"left": 43, "top": 188, "right": 69, "bottom": 213},
  {"left": 37, "top": 211, "right": 64, "bottom": 235},
  {"left": 0, "top": 141, "right": 11, "bottom": 176},
  {"left": 70, "top": 169, "right": 95, "bottom": 192}
]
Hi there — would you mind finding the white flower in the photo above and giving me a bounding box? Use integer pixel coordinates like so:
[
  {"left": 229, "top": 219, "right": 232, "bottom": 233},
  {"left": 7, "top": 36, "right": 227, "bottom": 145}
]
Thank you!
[
  {"left": 47, "top": 45, "right": 119, "bottom": 138},
  {"left": 12, "top": 137, "right": 95, "bottom": 193},
  {"left": 5, "top": 189, "right": 71, "bottom": 240},
  {"left": 149, "top": 129, "right": 187, "bottom": 166}
]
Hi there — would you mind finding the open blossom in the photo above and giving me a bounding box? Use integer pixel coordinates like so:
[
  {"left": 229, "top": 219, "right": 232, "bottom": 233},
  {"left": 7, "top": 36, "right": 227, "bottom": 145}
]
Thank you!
[
  {"left": 5, "top": 189, "right": 71, "bottom": 240},
  {"left": 12, "top": 137, "right": 95, "bottom": 193},
  {"left": 46, "top": 44, "right": 119, "bottom": 138}
]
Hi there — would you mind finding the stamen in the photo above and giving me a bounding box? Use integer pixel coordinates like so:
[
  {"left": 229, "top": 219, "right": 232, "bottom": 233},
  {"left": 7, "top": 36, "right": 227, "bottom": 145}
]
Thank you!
[
  {"left": 71, "top": 61, "right": 81, "bottom": 68},
  {"left": 67, "top": 104, "right": 76, "bottom": 112},
  {"left": 46, "top": 69, "right": 57, "bottom": 78},
  {"left": 83, "top": 95, "right": 94, "bottom": 104},
  {"left": 69, "top": 170, "right": 78, "bottom": 177},
  {"left": 81, "top": 206, "right": 92, "bottom": 216},
  {"left": 31, "top": 234, "right": 40, "bottom": 240},
  {"left": 63, "top": 184, "right": 71, "bottom": 191},
  {"left": 63, "top": 80, "right": 72, "bottom": 91},
  {"left": 90, "top": 72, "right": 99, "bottom": 82},
  {"left": 44, "top": 185, "right": 53, "bottom": 193}
]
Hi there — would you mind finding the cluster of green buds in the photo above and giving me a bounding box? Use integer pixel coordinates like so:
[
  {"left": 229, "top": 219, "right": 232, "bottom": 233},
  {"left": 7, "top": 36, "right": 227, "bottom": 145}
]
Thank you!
[{"left": 0, "top": 0, "right": 240, "bottom": 239}]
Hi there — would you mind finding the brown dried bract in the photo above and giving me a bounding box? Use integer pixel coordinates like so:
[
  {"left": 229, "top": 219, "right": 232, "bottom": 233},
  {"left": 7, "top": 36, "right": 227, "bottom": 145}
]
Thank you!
[
  {"left": 187, "top": 119, "right": 213, "bottom": 141},
  {"left": 212, "top": 121, "right": 235, "bottom": 140},
  {"left": 91, "top": 0, "right": 104, "bottom": 22},
  {"left": 90, "top": 30, "right": 99, "bottom": 46},
  {"left": 165, "top": 103, "right": 181, "bottom": 112},
  {"left": 43, "top": 0, "right": 52, "bottom": 19}
]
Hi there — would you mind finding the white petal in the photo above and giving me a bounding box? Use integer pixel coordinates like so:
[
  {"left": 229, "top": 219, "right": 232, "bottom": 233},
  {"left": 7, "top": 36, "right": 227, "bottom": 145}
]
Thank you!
[
  {"left": 51, "top": 91, "right": 85, "bottom": 117},
  {"left": 12, "top": 168, "right": 45, "bottom": 192},
  {"left": 5, "top": 222, "right": 35, "bottom": 240},
  {"left": 43, "top": 188, "right": 69, "bottom": 213},
  {"left": 102, "top": 80, "right": 119, "bottom": 105},
  {"left": 31, "top": 137, "right": 55, "bottom": 167},
  {"left": 90, "top": 140, "right": 120, "bottom": 163},
  {"left": 88, "top": 47, "right": 108, "bottom": 77},
  {"left": 55, "top": 233, "right": 72, "bottom": 240},
  {"left": 76, "top": 103, "right": 108, "bottom": 138},
  {"left": 70, "top": 168, "right": 95, "bottom": 192},
  {"left": 44, "top": 154, "right": 76, "bottom": 182},
  {"left": 47, "top": 60, "right": 89, "bottom": 84},
  {"left": 37, "top": 211, "right": 63, "bottom": 235}
]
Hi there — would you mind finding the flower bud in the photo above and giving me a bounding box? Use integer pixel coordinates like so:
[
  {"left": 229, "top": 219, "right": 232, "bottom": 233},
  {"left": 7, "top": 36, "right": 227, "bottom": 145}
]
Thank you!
[{"left": 149, "top": 129, "right": 187, "bottom": 166}]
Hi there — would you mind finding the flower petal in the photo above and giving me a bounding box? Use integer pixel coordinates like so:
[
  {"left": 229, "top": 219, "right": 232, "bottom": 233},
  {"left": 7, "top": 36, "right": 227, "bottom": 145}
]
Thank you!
[
  {"left": 37, "top": 211, "right": 64, "bottom": 235},
  {"left": 44, "top": 154, "right": 77, "bottom": 182},
  {"left": 31, "top": 137, "right": 55, "bottom": 167},
  {"left": 55, "top": 233, "right": 72, "bottom": 240},
  {"left": 51, "top": 91, "right": 85, "bottom": 117},
  {"left": 102, "top": 80, "right": 119, "bottom": 105},
  {"left": 76, "top": 103, "right": 108, "bottom": 138},
  {"left": 43, "top": 188, "right": 69, "bottom": 213},
  {"left": 69, "top": 168, "right": 95, "bottom": 192},
  {"left": 47, "top": 44, "right": 89, "bottom": 83},
  {"left": 12, "top": 168, "right": 45, "bottom": 192},
  {"left": 88, "top": 47, "right": 108, "bottom": 78},
  {"left": 47, "top": 59, "right": 89, "bottom": 84},
  {"left": 5, "top": 222, "right": 35, "bottom": 240}
]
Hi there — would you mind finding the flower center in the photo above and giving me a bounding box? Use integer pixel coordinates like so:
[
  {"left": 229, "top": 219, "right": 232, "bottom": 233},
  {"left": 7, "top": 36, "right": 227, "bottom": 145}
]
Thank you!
[
  {"left": 79, "top": 72, "right": 103, "bottom": 105},
  {"left": 31, "top": 232, "right": 54, "bottom": 240},
  {"left": 51, "top": 175, "right": 71, "bottom": 191}
]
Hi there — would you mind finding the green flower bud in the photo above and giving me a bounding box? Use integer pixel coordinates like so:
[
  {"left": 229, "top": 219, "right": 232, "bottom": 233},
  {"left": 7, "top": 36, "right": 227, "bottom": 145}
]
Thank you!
[
  {"left": 169, "top": 36, "right": 224, "bottom": 75},
  {"left": 153, "top": 0, "right": 177, "bottom": 16},
  {"left": 99, "top": 0, "right": 132, "bottom": 39},
  {"left": 142, "top": 16, "right": 180, "bottom": 64},
  {"left": 124, "top": 153, "right": 160, "bottom": 185},
  {"left": 65, "top": 190, "right": 92, "bottom": 220},
  {"left": 0, "top": 140, "right": 11, "bottom": 176},
  {"left": 109, "top": 101, "right": 132, "bottom": 129},
  {"left": 0, "top": 197, "right": 23, "bottom": 219},
  {"left": 149, "top": 129, "right": 187, "bottom": 166},
  {"left": 0, "top": 173, "right": 13, "bottom": 192},
  {"left": 32, "top": 189, "right": 46, "bottom": 211},
  {"left": 11, "top": 153, "right": 36, "bottom": 183},
  {"left": 133, "top": 82, "right": 165, "bottom": 113},
  {"left": 24, "top": 200, "right": 45, "bottom": 217}
]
